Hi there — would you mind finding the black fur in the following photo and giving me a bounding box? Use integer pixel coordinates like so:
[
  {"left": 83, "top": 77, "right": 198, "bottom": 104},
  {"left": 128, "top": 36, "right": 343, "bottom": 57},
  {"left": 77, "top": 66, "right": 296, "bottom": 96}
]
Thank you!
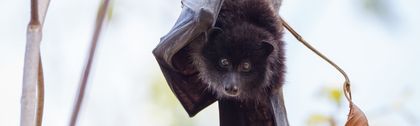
[{"left": 190, "top": 0, "right": 285, "bottom": 102}]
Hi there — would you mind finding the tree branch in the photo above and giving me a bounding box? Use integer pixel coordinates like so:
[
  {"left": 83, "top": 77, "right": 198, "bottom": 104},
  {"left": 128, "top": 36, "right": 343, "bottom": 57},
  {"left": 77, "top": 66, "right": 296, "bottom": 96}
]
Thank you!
[
  {"left": 69, "top": 0, "right": 111, "bottom": 125},
  {"left": 21, "top": 0, "right": 50, "bottom": 125}
]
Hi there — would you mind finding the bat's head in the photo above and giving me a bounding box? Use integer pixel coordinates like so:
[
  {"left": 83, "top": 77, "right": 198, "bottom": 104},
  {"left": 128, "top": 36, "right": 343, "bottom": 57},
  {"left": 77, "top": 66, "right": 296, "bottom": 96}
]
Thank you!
[{"left": 193, "top": 24, "right": 275, "bottom": 100}]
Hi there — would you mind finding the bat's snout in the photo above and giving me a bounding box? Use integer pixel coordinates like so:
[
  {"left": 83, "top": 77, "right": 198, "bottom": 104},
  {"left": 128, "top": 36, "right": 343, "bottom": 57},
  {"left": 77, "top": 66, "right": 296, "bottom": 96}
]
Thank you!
[
  {"left": 223, "top": 85, "right": 239, "bottom": 96},
  {"left": 221, "top": 73, "right": 241, "bottom": 96}
]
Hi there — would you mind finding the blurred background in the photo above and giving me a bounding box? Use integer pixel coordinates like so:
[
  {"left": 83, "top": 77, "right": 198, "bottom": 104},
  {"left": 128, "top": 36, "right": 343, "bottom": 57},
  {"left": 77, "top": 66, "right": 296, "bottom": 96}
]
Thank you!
[{"left": 1, "top": 0, "right": 419, "bottom": 126}]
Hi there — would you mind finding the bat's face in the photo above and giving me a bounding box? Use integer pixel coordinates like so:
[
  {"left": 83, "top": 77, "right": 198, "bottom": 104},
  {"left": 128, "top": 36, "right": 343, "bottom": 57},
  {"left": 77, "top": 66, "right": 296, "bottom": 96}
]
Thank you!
[{"left": 198, "top": 25, "right": 274, "bottom": 99}]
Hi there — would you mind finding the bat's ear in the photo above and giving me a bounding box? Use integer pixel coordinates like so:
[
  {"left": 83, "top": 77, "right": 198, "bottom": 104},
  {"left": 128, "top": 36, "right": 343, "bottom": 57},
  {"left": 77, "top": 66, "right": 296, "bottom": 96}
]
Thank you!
[
  {"left": 207, "top": 27, "right": 223, "bottom": 41},
  {"left": 261, "top": 41, "right": 274, "bottom": 57}
]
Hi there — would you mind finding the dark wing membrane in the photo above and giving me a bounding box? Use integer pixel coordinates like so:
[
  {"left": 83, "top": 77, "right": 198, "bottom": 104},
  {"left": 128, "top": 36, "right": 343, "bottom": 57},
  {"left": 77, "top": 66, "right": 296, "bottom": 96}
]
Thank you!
[{"left": 152, "top": 0, "right": 224, "bottom": 117}]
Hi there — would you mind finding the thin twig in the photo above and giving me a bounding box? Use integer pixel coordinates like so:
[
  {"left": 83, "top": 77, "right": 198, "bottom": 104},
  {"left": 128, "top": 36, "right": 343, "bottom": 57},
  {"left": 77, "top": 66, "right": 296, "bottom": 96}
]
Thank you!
[
  {"left": 280, "top": 17, "right": 352, "bottom": 101},
  {"left": 69, "top": 0, "right": 110, "bottom": 126},
  {"left": 30, "top": 0, "right": 40, "bottom": 25},
  {"left": 36, "top": 59, "right": 45, "bottom": 126},
  {"left": 281, "top": 17, "right": 369, "bottom": 125}
]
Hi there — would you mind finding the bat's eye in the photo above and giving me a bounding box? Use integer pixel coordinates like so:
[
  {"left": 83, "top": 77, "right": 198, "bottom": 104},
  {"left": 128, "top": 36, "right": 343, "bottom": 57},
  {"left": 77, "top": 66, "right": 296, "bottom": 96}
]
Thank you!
[
  {"left": 240, "top": 62, "right": 252, "bottom": 72},
  {"left": 219, "top": 58, "right": 230, "bottom": 68}
]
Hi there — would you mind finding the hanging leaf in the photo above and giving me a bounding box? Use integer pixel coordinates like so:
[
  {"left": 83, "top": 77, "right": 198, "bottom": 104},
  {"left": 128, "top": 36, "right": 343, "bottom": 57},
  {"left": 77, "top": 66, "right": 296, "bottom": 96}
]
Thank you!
[
  {"left": 345, "top": 103, "right": 369, "bottom": 126},
  {"left": 344, "top": 83, "right": 369, "bottom": 126}
]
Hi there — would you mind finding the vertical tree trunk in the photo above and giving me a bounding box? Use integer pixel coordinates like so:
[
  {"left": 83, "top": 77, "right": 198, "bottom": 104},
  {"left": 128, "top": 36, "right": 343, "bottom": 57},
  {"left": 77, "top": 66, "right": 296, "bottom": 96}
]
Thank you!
[{"left": 21, "top": 0, "right": 50, "bottom": 126}]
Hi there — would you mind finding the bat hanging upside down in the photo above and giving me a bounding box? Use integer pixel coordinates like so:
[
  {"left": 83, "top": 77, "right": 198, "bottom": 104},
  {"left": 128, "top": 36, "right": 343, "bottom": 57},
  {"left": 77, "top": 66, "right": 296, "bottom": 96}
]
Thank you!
[
  {"left": 153, "top": 0, "right": 289, "bottom": 125},
  {"left": 188, "top": 0, "right": 285, "bottom": 102}
]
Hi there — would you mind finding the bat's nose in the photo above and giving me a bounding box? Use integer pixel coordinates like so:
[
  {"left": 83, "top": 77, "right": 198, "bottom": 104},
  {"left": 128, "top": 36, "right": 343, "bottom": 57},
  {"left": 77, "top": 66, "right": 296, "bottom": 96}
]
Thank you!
[{"left": 224, "top": 85, "right": 239, "bottom": 96}]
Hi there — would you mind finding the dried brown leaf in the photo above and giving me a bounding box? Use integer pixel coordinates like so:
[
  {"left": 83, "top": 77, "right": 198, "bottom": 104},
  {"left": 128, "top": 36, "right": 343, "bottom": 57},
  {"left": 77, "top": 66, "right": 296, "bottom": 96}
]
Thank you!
[
  {"left": 344, "top": 83, "right": 369, "bottom": 126},
  {"left": 345, "top": 103, "right": 369, "bottom": 126}
]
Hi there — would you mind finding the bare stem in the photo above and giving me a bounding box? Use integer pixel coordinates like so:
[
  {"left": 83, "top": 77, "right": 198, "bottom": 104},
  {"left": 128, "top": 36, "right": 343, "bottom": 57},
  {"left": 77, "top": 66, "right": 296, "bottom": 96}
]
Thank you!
[
  {"left": 280, "top": 17, "right": 352, "bottom": 101},
  {"left": 21, "top": 24, "right": 41, "bottom": 126},
  {"left": 69, "top": 0, "right": 111, "bottom": 126},
  {"left": 36, "top": 59, "right": 45, "bottom": 126},
  {"left": 21, "top": 0, "right": 50, "bottom": 125}
]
